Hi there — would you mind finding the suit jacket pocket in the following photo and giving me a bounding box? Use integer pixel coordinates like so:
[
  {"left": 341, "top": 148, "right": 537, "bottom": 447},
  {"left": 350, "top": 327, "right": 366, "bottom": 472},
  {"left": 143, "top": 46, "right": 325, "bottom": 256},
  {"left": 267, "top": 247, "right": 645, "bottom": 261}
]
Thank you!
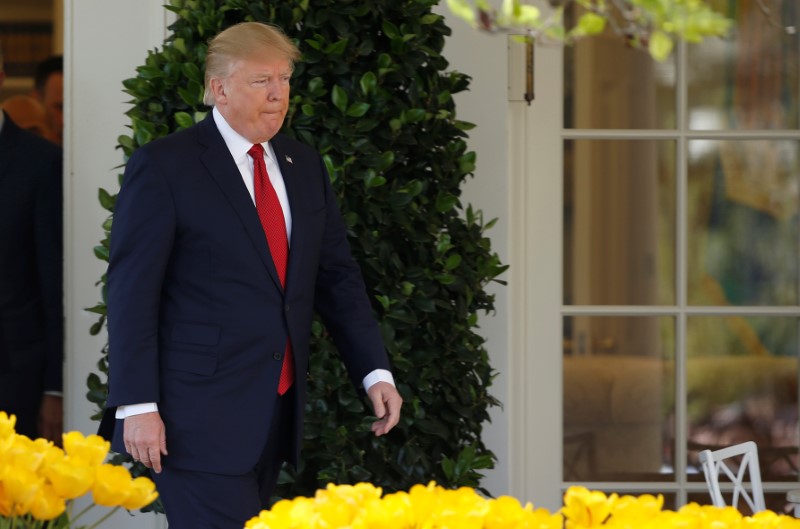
[{"left": 162, "top": 350, "right": 217, "bottom": 376}]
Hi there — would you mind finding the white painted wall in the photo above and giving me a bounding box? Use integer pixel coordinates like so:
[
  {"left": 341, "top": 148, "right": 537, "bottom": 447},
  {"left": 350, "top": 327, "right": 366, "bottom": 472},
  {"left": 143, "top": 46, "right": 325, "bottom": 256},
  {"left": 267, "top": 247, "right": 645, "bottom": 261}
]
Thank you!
[
  {"left": 64, "top": 1, "right": 168, "bottom": 527},
  {"left": 435, "top": 8, "right": 512, "bottom": 497},
  {"left": 63, "top": 4, "right": 514, "bottom": 522}
]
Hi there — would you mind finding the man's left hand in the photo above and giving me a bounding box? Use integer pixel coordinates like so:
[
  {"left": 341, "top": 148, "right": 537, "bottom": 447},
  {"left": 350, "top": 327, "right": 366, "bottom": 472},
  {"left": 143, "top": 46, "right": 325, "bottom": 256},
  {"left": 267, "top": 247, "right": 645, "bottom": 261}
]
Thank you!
[
  {"left": 38, "top": 394, "right": 63, "bottom": 445},
  {"left": 366, "top": 381, "right": 402, "bottom": 436}
]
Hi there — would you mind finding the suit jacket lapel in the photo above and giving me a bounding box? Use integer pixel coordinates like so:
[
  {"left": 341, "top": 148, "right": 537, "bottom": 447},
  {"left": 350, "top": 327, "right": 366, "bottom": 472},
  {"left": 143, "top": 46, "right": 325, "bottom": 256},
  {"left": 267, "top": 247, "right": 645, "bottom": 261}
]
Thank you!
[{"left": 197, "top": 115, "right": 284, "bottom": 292}]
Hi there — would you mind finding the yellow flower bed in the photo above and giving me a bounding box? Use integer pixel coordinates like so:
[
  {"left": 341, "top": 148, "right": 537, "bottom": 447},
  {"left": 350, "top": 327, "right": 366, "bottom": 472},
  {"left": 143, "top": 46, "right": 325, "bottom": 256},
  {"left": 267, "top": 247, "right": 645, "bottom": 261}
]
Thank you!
[
  {"left": 246, "top": 481, "right": 800, "bottom": 529},
  {"left": 0, "top": 411, "right": 157, "bottom": 529}
]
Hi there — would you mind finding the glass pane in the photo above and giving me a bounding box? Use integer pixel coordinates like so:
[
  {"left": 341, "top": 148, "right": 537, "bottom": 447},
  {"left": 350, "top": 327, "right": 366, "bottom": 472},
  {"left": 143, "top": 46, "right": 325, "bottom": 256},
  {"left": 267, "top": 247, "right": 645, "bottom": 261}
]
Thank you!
[
  {"left": 686, "top": 316, "right": 799, "bottom": 481},
  {"left": 564, "top": 35, "right": 676, "bottom": 129},
  {"left": 685, "top": 492, "right": 714, "bottom": 509},
  {"left": 687, "top": 140, "right": 800, "bottom": 306},
  {"left": 563, "top": 316, "right": 675, "bottom": 481},
  {"left": 687, "top": 0, "right": 800, "bottom": 130},
  {"left": 562, "top": 1, "right": 676, "bottom": 130},
  {"left": 564, "top": 140, "right": 676, "bottom": 305}
]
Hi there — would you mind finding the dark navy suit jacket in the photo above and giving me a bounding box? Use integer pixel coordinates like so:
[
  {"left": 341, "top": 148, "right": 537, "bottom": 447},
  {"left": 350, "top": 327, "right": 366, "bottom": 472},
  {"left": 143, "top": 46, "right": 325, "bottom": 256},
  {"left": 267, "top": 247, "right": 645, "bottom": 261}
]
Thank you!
[
  {"left": 0, "top": 113, "right": 63, "bottom": 437},
  {"left": 101, "top": 114, "right": 388, "bottom": 475}
]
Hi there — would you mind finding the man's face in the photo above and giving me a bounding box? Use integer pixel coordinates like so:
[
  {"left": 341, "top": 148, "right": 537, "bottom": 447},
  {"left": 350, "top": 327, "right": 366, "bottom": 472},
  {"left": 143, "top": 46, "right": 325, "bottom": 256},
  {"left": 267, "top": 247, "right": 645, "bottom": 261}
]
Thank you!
[
  {"left": 40, "top": 72, "right": 63, "bottom": 145},
  {"left": 212, "top": 56, "right": 291, "bottom": 144}
]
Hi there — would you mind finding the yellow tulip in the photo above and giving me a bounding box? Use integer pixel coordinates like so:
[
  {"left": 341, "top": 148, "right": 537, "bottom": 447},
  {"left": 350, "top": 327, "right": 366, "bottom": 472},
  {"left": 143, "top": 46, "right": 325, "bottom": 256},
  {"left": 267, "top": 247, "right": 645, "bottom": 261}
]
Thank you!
[
  {"left": 523, "top": 507, "right": 564, "bottom": 529},
  {"left": 0, "top": 432, "right": 14, "bottom": 459},
  {"left": 242, "top": 483, "right": 800, "bottom": 529},
  {"left": 0, "top": 412, "right": 16, "bottom": 440},
  {"left": 28, "top": 483, "right": 66, "bottom": 521},
  {"left": 408, "top": 481, "right": 440, "bottom": 523},
  {"left": 0, "top": 482, "right": 13, "bottom": 517},
  {"left": 44, "top": 456, "right": 96, "bottom": 500},
  {"left": 91, "top": 463, "right": 133, "bottom": 507},
  {"left": 314, "top": 493, "right": 355, "bottom": 527},
  {"left": 39, "top": 442, "right": 66, "bottom": 472},
  {"left": 562, "top": 486, "right": 618, "bottom": 529},
  {"left": 657, "top": 507, "right": 705, "bottom": 529},
  {"left": 357, "top": 492, "right": 414, "bottom": 529},
  {"left": 121, "top": 476, "right": 159, "bottom": 510},
  {"left": 3, "top": 465, "right": 43, "bottom": 514},
  {"left": 607, "top": 493, "right": 665, "bottom": 529},
  {"left": 670, "top": 503, "right": 740, "bottom": 529},
  {"left": 287, "top": 497, "right": 321, "bottom": 529},
  {"left": 6, "top": 436, "right": 50, "bottom": 474},
  {"left": 748, "top": 509, "right": 800, "bottom": 529},
  {"left": 484, "top": 495, "right": 531, "bottom": 529},
  {"left": 313, "top": 481, "right": 383, "bottom": 527},
  {"left": 63, "top": 431, "right": 110, "bottom": 467},
  {"left": 245, "top": 509, "right": 291, "bottom": 529},
  {"left": 253, "top": 496, "right": 318, "bottom": 529}
]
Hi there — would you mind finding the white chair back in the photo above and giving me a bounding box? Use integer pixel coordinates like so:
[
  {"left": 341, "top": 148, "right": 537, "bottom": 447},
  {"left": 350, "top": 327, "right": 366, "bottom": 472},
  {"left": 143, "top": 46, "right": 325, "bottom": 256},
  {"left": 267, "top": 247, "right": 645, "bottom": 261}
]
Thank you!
[{"left": 698, "top": 441, "right": 765, "bottom": 513}]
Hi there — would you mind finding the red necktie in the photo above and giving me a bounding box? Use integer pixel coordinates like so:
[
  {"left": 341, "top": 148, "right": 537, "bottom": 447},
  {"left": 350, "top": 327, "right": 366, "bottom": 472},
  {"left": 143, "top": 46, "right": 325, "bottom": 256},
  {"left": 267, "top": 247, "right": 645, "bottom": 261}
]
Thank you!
[{"left": 248, "top": 143, "right": 294, "bottom": 395}]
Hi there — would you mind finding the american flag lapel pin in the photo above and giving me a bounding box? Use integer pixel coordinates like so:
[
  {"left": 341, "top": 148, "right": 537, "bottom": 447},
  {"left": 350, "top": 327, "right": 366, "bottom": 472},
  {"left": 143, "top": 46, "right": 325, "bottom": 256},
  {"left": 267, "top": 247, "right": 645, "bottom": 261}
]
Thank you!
[{"left": 285, "top": 155, "right": 293, "bottom": 164}]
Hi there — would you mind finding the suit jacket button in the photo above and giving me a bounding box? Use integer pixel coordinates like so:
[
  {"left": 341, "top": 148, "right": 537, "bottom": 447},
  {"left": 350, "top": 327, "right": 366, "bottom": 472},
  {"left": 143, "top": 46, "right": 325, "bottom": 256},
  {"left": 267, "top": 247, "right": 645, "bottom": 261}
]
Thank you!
[
  {"left": 273, "top": 352, "right": 283, "bottom": 361},
  {"left": 284, "top": 304, "right": 290, "bottom": 312}
]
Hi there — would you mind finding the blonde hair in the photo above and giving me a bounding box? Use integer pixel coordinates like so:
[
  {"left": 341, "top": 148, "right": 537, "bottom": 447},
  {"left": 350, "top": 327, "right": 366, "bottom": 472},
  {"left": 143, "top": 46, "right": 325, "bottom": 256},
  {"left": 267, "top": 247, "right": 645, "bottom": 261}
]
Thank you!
[{"left": 203, "top": 22, "right": 300, "bottom": 106}]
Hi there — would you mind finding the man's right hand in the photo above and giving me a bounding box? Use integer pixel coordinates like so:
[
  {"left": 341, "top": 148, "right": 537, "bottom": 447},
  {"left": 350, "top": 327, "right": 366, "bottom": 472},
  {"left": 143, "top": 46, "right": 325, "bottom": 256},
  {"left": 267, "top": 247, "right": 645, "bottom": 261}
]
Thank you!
[{"left": 123, "top": 411, "right": 168, "bottom": 473}]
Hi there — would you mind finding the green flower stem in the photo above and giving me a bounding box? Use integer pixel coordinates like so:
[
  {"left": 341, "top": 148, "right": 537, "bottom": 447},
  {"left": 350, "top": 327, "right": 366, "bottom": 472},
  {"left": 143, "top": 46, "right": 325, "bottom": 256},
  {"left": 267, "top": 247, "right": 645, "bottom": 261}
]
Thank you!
[
  {"left": 65, "top": 503, "right": 95, "bottom": 526},
  {"left": 83, "top": 507, "right": 120, "bottom": 529}
]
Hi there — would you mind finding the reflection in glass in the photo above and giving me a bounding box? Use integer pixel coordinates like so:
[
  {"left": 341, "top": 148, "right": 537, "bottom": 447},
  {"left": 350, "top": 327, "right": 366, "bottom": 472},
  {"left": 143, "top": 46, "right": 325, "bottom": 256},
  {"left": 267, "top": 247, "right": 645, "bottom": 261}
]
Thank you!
[
  {"left": 686, "top": 317, "right": 799, "bottom": 482},
  {"left": 563, "top": 5, "right": 676, "bottom": 130},
  {"left": 687, "top": 0, "right": 799, "bottom": 130},
  {"left": 564, "top": 140, "right": 675, "bottom": 305},
  {"left": 687, "top": 140, "right": 800, "bottom": 306},
  {"left": 563, "top": 316, "right": 674, "bottom": 481}
]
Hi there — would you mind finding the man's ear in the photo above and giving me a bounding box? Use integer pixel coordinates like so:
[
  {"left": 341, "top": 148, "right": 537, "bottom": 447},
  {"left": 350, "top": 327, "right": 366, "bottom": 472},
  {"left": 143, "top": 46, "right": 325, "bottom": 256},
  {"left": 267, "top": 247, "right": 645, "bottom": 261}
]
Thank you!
[{"left": 210, "top": 77, "right": 226, "bottom": 104}]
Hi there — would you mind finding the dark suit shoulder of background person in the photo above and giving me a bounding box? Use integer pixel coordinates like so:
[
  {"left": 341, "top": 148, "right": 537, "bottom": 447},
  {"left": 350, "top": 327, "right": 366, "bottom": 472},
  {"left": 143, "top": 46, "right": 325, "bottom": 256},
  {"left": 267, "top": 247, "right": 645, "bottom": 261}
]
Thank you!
[{"left": 0, "top": 110, "right": 64, "bottom": 440}]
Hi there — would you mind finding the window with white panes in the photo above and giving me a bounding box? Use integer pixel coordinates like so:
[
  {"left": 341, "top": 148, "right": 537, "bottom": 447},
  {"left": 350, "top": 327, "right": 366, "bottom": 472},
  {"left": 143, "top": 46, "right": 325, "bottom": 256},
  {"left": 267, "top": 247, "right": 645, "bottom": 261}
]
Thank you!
[{"left": 558, "top": 0, "right": 800, "bottom": 511}]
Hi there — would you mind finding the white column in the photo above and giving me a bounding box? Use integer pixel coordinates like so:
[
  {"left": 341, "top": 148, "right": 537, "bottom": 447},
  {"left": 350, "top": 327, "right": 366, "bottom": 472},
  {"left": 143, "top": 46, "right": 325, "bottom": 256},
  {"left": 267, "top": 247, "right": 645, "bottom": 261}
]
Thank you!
[
  {"left": 64, "top": 1, "right": 169, "bottom": 527},
  {"left": 436, "top": 8, "right": 512, "bottom": 499}
]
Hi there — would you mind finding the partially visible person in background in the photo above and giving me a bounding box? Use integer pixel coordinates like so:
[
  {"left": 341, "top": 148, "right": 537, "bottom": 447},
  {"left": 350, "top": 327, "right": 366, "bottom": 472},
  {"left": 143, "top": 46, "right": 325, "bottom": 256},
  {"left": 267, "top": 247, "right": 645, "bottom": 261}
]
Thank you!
[
  {"left": 0, "top": 45, "right": 64, "bottom": 442},
  {"left": 31, "top": 55, "right": 63, "bottom": 146},
  {"left": 1, "top": 94, "right": 54, "bottom": 141}
]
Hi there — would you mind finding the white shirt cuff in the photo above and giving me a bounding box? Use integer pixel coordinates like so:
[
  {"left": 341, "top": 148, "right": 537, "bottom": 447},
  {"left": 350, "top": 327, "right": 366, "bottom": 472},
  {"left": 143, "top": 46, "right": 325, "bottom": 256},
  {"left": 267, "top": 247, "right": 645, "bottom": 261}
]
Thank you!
[
  {"left": 362, "top": 369, "right": 395, "bottom": 391},
  {"left": 115, "top": 402, "right": 159, "bottom": 419}
]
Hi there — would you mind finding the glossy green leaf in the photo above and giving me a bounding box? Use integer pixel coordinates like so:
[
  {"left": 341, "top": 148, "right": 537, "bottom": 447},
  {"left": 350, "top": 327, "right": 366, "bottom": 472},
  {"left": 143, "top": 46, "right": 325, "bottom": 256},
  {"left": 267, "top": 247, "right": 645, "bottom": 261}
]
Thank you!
[
  {"left": 98, "top": 188, "right": 115, "bottom": 212},
  {"left": 174, "top": 111, "right": 194, "bottom": 129},
  {"left": 359, "top": 71, "right": 377, "bottom": 96},
  {"left": 332, "top": 85, "right": 348, "bottom": 113},
  {"left": 346, "top": 102, "right": 370, "bottom": 117}
]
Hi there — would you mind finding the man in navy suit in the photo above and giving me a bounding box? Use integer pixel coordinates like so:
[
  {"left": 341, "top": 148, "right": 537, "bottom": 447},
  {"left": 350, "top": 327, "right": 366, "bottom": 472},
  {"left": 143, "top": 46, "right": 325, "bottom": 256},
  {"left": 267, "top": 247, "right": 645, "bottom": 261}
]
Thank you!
[
  {"left": 0, "top": 48, "right": 64, "bottom": 444},
  {"left": 101, "top": 22, "right": 402, "bottom": 529}
]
